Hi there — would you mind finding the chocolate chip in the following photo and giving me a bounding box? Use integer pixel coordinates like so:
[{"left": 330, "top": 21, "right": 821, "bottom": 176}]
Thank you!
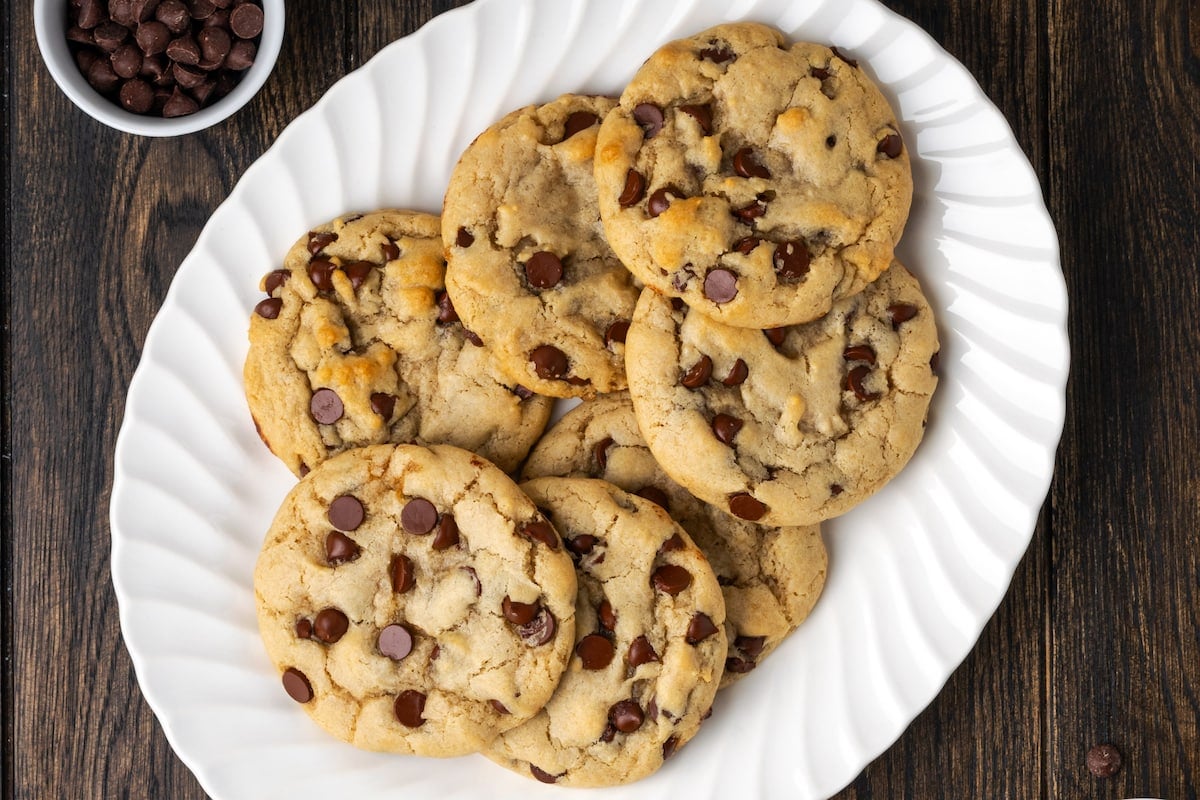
[
  {"left": 722, "top": 358, "right": 748, "bottom": 386},
  {"left": 520, "top": 519, "right": 559, "bottom": 550},
  {"left": 576, "top": 634, "right": 615, "bottom": 669},
  {"left": 618, "top": 169, "right": 646, "bottom": 207},
  {"left": 93, "top": 21, "right": 129, "bottom": 52},
  {"left": 86, "top": 59, "right": 121, "bottom": 92},
  {"left": 309, "top": 388, "right": 343, "bottom": 424},
  {"left": 733, "top": 147, "right": 771, "bottom": 179},
  {"left": 686, "top": 612, "right": 719, "bottom": 644},
  {"left": 830, "top": 483, "right": 844, "bottom": 496},
  {"left": 325, "top": 531, "right": 360, "bottom": 565},
  {"left": 844, "top": 364, "right": 880, "bottom": 402},
  {"left": 525, "top": 251, "right": 563, "bottom": 289},
  {"left": 461, "top": 565, "right": 481, "bottom": 596},
  {"left": 732, "top": 199, "right": 767, "bottom": 222},
  {"left": 1086, "top": 743, "right": 1122, "bottom": 778},
  {"left": 306, "top": 258, "right": 336, "bottom": 291},
  {"left": 530, "top": 345, "right": 569, "bottom": 380},
  {"left": 302, "top": 232, "right": 334, "bottom": 257},
  {"left": 378, "top": 624, "right": 414, "bottom": 660},
  {"left": 369, "top": 392, "right": 396, "bottom": 420},
  {"left": 593, "top": 437, "right": 614, "bottom": 472},
  {"left": 627, "top": 635, "right": 659, "bottom": 666},
  {"left": 735, "top": 635, "right": 767, "bottom": 658},
  {"left": 390, "top": 554, "right": 415, "bottom": 593},
  {"left": 703, "top": 269, "right": 738, "bottom": 304},
  {"left": 658, "top": 533, "right": 685, "bottom": 554},
  {"left": 843, "top": 344, "right": 877, "bottom": 364},
  {"left": 344, "top": 260, "right": 373, "bottom": 290},
  {"left": 773, "top": 240, "right": 810, "bottom": 281},
  {"left": 313, "top": 608, "right": 349, "bottom": 644},
  {"left": 764, "top": 327, "right": 788, "bottom": 347},
  {"left": 490, "top": 700, "right": 510, "bottom": 715},
  {"left": 253, "top": 297, "right": 281, "bottom": 319},
  {"left": 562, "top": 110, "right": 599, "bottom": 140},
  {"left": 608, "top": 700, "right": 645, "bottom": 733},
  {"left": 680, "top": 355, "right": 712, "bottom": 388},
  {"left": 632, "top": 103, "right": 664, "bottom": 138},
  {"left": 604, "top": 320, "right": 629, "bottom": 348},
  {"left": 811, "top": 66, "right": 831, "bottom": 80},
  {"left": 663, "top": 736, "right": 681, "bottom": 760},
  {"left": 831, "top": 46, "right": 859, "bottom": 68},
  {"left": 111, "top": 44, "right": 143, "bottom": 78},
  {"left": 165, "top": 35, "right": 201, "bottom": 65},
  {"left": 529, "top": 765, "right": 559, "bottom": 784},
  {"left": 327, "top": 495, "right": 365, "bottom": 532},
  {"left": 432, "top": 514, "right": 459, "bottom": 550},
  {"left": 728, "top": 492, "right": 767, "bottom": 520},
  {"left": 712, "top": 413, "right": 743, "bottom": 444},
  {"left": 567, "top": 534, "right": 598, "bottom": 557},
  {"left": 647, "top": 186, "right": 681, "bottom": 218},
  {"left": 381, "top": 240, "right": 400, "bottom": 261},
  {"left": 878, "top": 132, "right": 903, "bottom": 158},
  {"left": 733, "top": 236, "right": 759, "bottom": 255},
  {"left": 512, "top": 384, "right": 534, "bottom": 399},
  {"left": 636, "top": 485, "right": 669, "bottom": 511},
  {"left": 401, "top": 498, "right": 438, "bottom": 534},
  {"left": 394, "top": 690, "right": 426, "bottom": 727},
  {"left": 77, "top": 0, "right": 105, "bottom": 29},
  {"left": 190, "top": 0, "right": 217, "bottom": 20},
  {"left": 282, "top": 667, "right": 312, "bottom": 703},
  {"left": 599, "top": 724, "right": 617, "bottom": 743},
  {"left": 889, "top": 303, "right": 919, "bottom": 328},
  {"left": 652, "top": 564, "right": 692, "bottom": 595},
  {"left": 462, "top": 329, "right": 484, "bottom": 347},
  {"left": 264, "top": 269, "right": 289, "bottom": 294},
  {"left": 502, "top": 596, "right": 538, "bottom": 625},
  {"left": 455, "top": 227, "right": 474, "bottom": 248},
  {"left": 930, "top": 351, "right": 941, "bottom": 372},
  {"left": 434, "top": 290, "right": 459, "bottom": 324},
  {"left": 518, "top": 608, "right": 557, "bottom": 646},
  {"left": 294, "top": 618, "right": 313, "bottom": 639},
  {"left": 156, "top": 0, "right": 190, "bottom": 33},
  {"left": 679, "top": 103, "right": 712, "bottom": 135},
  {"left": 229, "top": 1, "right": 263, "bottom": 38},
  {"left": 598, "top": 599, "right": 616, "bottom": 632},
  {"left": 726, "top": 657, "right": 756, "bottom": 673},
  {"left": 198, "top": 25, "right": 230, "bottom": 63},
  {"left": 173, "top": 62, "right": 206, "bottom": 89},
  {"left": 699, "top": 45, "right": 734, "bottom": 63},
  {"left": 825, "top": 134, "right": 838, "bottom": 149}
]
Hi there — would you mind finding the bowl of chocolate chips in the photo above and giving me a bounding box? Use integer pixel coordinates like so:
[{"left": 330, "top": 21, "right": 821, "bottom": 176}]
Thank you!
[{"left": 35, "top": 0, "right": 283, "bottom": 136}]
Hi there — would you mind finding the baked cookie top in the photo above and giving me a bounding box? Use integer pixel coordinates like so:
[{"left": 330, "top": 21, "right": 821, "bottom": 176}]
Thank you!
[
  {"left": 253, "top": 444, "right": 578, "bottom": 757},
  {"left": 595, "top": 22, "right": 912, "bottom": 328},
  {"left": 521, "top": 392, "right": 826, "bottom": 682},
  {"left": 624, "top": 262, "right": 939, "bottom": 527},
  {"left": 442, "top": 94, "right": 641, "bottom": 398},
  {"left": 485, "top": 477, "right": 726, "bottom": 787},
  {"left": 244, "top": 209, "right": 552, "bottom": 477}
]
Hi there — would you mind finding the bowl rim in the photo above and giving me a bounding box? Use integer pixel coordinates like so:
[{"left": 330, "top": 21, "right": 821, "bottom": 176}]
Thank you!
[{"left": 33, "top": 0, "right": 285, "bottom": 137}]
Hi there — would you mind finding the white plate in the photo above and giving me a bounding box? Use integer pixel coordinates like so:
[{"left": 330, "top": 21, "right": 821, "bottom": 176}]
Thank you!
[{"left": 110, "top": 0, "right": 1067, "bottom": 798}]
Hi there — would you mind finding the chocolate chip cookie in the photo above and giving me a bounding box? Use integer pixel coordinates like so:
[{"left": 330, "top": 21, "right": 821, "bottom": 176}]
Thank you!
[
  {"left": 244, "top": 209, "right": 552, "bottom": 477},
  {"left": 625, "top": 262, "right": 939, "bottom": 527},
  {"left": 253, "top": 444, "right": 578, "bottom": 757},
  {"left": 485, "top": 477, "right": 726, "bottom": 786},
  {"left": 442, "top": 94, "right": 641, "bottom": 398},
  {"left": 521, "top": 392, "right": 826, "bottom": 682},
  {"left": 594, "top": 22, "right": 912, "bottom": 328}
]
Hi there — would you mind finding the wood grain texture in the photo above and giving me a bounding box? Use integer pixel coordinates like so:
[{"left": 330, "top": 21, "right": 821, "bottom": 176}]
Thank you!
[{"left": 3, "top": 0, "right": 1197, "bottom": 798}]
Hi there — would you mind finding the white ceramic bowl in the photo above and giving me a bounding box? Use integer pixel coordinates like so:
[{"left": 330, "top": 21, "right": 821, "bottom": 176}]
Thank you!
[{"left": 34, "top": 0, "right": 284, "bottom": 136}]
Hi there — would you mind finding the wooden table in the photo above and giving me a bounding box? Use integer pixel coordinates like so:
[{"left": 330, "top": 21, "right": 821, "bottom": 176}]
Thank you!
[{"left": 6, "top": 0, "right": 1198, "bottom": 797}]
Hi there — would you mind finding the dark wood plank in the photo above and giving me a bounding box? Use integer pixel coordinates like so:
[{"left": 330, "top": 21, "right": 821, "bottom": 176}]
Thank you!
[{"left": 1047, "top": 0, "right": 1200, "bottom": 797}]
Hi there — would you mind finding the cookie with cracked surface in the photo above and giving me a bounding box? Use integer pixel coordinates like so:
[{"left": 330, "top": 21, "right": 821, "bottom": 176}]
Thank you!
[
  {"left": 625, "top": 262, "right": 939, "bottom": 527},
  {"left": 484, "top": 477, "right": 726, "bottom": 786},
  {"left": 253, "top": 444, "right": 578, "bottom": 757},
  {"left": 595, "top": 22, "right": 912, "bottom": 328},
  {"left": 442, "top": 94, "right": 641, "bottom": 398},
  {"left": 244, "top": 209, "right": 553, "bottom": 478},
  {"left": 521, "top": 392, "right": 826, "bottom": 682}
]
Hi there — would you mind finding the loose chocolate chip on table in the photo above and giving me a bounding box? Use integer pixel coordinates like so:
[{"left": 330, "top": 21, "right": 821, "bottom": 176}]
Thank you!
[
  {"left": 733, "top": 146, "right": 771, "bottom": 179},
  {"left": 636, "top": 485, "right": 669, "bottom": 510},
  {"left": 703, "top": 269, "right": 739, "bottom": 304},
  {"left": 502, "top": 596, "right": 539, "bottom": 625},
  {"left": 652, "top": 564, "right": 693, "bottom": 595},
  {"left": 394, "top": 690, "right": 426, "bottom": 727},
  {"left": 678, "top": 103, "right": 713, "bottom": 135},
  {"left": 576, "top": 633, "right": 615, "bottom": 669},
  {"left": 325, "top": 531, "right": 360, "bottom": 565},
  {"left": 723, "top": 358, "right": 749, "bottom": 386},
  {"left": 888, "top": 303, "right": 919, "bottom": 328},
  {"left": 608, "top": 699, "right": 645, "bottom": 733},
  {"left": 686, "top": 612, "right": 719, "bottom": 644},
  {"left": 307, "top": 230, "right": 337, "bottom": 255},
  {"left": 369, "top": 392, "right": 396, "bottom": 420},
  {"left": 632, "top": 103, "right": 664, "bottom": 138},
  {"left": 344, "top": 260, "right": 373, "bottom": 290},
  {"left": 593, "top": 437, "right": 614, "bottom": 472},
  {"left": 877, "top": 132, "right": 903, "bottom": 158},
  {"left": 520, "top": 519, "right": 560, "bottom": 550},
  {"left": 281, "top": 667, "right": 313, "bottom": 703},
  {"left": 843, "top": 344, "right": 877, "bottom": 364},
  {"left": 562, "top": 110, "right": 599, "bottom": 140},
  {"left": 294, "top": 617, "right": 313, "bottom": 639},
  {"left": 773, "top": 240, "right": 810, "bottom": 280},
  {"left": 627, "top": 635, "right": 660, "bottom": 666},
  {"left": 328, "top": 494, "right": 365, "bottom": 531},
  {"left": 518, "top": 608, "right": 557, "bottom": 645},
  {"left": 618, "top": 169, "right": 646, "bottom": 207},
  {"left": 455, "top": 226, "right": 474, "bottom": 248},
  {"left": 604, "top": 320, "right": 629, "bottom": 348},
  {"left": 309, "top": 387, "right": 343, "bottom": 424},
  {"left": 529, "top": 345, "right": 569, "bottom": 380},
  {"left": 401, "top": 498, "right": 438, "bottom": 534},
  {"left": 390, "top": 554, "right": 415, "bottom": 593},
  {"left": 432, "top": 514, "right": 459, "bottom": 550},
  {"left": 1086, "top": 743, "right": 1122, "bottom": 778},
  {"left": 530, "top": 765, "right": 559, "bottom": 784},
  {"left": 681, "top": 354, "right": 712, "bottom": 388},
  {"left": 525, "top": 251, "right": 563, "bottom": 289},
  {"left": 378, "top": 624, "right": 414, "bottom": 660},
  {"left": 598, "top": 598, "right": 617, "bottom": 632},
  {"left": 728, "top": 492, "right": 767, "bottom": 521},
  {"left": 253, "top": 297, "right": 282, "bottom": 321},
  {"left": 735, "top": 635, "right": 767, "bottom": 658},
  {"left": 229, "top": 1, "right": 264, "bottom": 38},
  {"left": 313, "top": 607, "right": 349, "bottom": 644},
  {"left": 712, "top": 413, "right": 743, "bottom": 444}
]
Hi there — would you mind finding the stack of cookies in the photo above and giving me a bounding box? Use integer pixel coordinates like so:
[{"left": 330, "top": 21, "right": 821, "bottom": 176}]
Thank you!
[{"left": 245, "top": 21, "right": 938, "bottom": 788}]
